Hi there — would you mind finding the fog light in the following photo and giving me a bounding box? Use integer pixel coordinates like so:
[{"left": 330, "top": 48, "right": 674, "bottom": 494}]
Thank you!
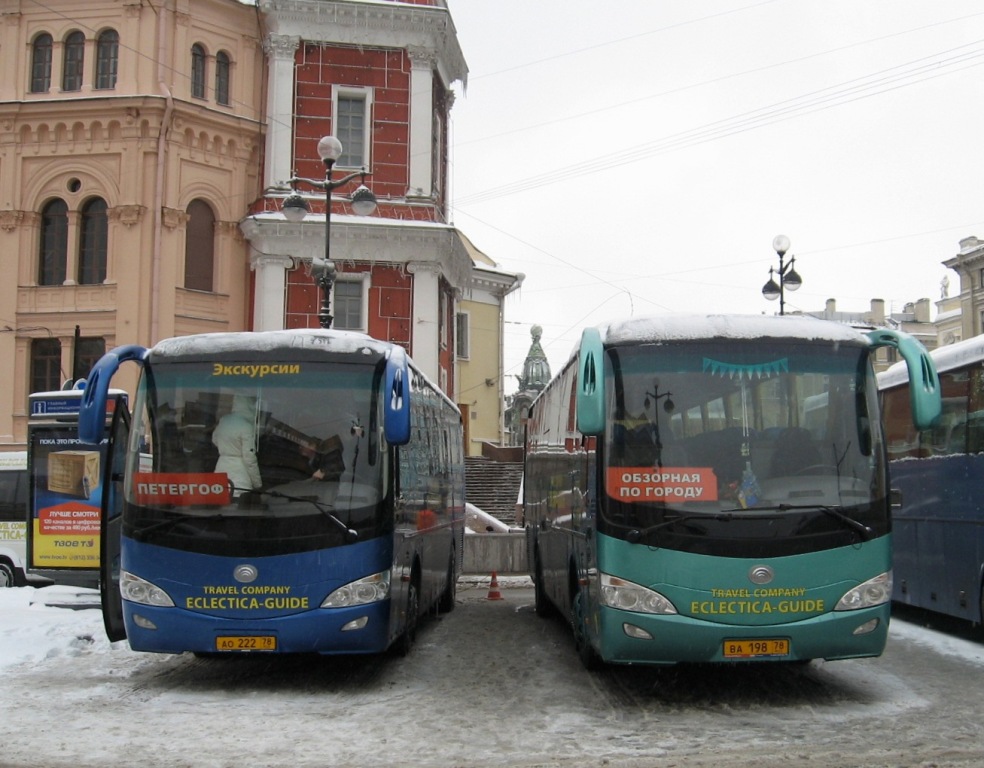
[
  {"left": 341, "top": 616, "right": 369, "bottom": 632},
  {"left": 622, "top": 623, "right": 653, "bottom": 640},
  {"left": 852, "top": 618, "right": 879, "bottom": 635},
  {"left": 132, "top": 613, "right": 157, "bottom": 630}
]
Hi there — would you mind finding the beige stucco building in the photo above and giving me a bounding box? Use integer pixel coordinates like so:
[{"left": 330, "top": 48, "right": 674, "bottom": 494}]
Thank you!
[
  {"left": 0, "top": 0, "right": 521, "bottom": 454},
  {"left": 0, "top": 0, "right": 264, "bottom": 446}
]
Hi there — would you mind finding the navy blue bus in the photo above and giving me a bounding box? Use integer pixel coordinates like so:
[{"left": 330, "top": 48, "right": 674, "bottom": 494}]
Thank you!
[
  {"left": 79, "top": 329, "right": 464, "bottom": 655},
  {"left": 879, "top": 334, "right": 984, "bottom": 624}
]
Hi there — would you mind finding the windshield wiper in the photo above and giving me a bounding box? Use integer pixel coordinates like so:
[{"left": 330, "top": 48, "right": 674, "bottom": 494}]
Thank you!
[
  {"left": 625, "top": 510, "right": 782, "bottom": 543},
  {"left": 260, "top": 488, "right": 358, "bottom": 543},
  {"left": 133, "top": 487, "right": 359, "bottom": 543},
  {"left": 770, "top": 502, "right": 874, "bottom": 541},
  {"left": 132, "top": 511, "right": 228, "bottom": 541}
]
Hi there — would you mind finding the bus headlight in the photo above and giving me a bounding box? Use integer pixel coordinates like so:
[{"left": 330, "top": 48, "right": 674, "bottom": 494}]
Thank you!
[
  {"left": 120, "top": 571, "right": 174, "bottom": 607},
  {"left": 600, "top": 573, "right": 677, "bottom": 615},
  {"left": 835, "top": 571, "right": 892, "bottom": 611},
  {"left": 321, "top": 571, "right": 391, "bottom": 608}
]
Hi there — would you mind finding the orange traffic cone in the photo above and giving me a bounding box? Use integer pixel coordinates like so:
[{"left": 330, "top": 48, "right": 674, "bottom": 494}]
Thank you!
[{"left": 486, "top": 570, "right": 504, "bottom": 601}]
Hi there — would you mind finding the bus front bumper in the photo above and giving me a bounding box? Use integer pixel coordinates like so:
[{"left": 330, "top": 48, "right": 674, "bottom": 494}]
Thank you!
[
  {"left": 121, "top": 599, "right": 394, "bottom": 655},
  {"left": 593, "top": 603, "right": 890, "bottom": 665}
]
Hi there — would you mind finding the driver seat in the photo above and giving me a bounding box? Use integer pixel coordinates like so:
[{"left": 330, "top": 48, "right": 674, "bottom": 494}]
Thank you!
[{"left": 769, "top": 427, "right": 822, "bottom": 477}]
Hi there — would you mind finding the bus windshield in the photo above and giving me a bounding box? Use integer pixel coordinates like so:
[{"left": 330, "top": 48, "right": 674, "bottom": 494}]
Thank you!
[
  {"left": 124, "top": 360, "right": 387, "bottom": 558},
  {"left": 602, "top": 339, "right": 885, "bottom": 553}
]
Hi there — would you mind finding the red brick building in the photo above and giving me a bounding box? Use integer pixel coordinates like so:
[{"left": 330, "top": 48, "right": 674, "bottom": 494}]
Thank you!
[{"left": 241, "top": 0, "right": 474, "bottom": 397}]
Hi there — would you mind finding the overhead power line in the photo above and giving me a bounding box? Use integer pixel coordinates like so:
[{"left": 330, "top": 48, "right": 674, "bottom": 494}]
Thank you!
[{"left": 454, "top": 40, "right": 984, "bottom": 207}]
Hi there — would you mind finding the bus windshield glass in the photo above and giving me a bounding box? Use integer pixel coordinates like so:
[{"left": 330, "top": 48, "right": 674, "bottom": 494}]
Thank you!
[
  {"left": 124, "top": 360, "right": 387, "bottom": 558},
  {"left": 603, "top": 338, "right": 885, "bottom": 553}
]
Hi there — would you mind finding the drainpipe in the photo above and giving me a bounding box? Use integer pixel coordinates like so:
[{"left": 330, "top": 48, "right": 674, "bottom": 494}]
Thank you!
[{"left": 151, "top": 0, "right": 175, "bottom": 345}]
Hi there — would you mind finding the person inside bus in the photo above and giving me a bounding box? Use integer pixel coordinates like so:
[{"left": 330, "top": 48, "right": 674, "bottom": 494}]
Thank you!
[
  {"left": 212, "top": 395, "right": 262, "bottom": 496},
  {"left": 310, "top": 434, "right": 345, "bottom": 481}
]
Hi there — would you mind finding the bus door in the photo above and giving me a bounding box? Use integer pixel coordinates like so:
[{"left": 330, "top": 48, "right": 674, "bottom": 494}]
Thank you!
[{"left": 99, "top": 405, "right": 130, "bottom": 642}]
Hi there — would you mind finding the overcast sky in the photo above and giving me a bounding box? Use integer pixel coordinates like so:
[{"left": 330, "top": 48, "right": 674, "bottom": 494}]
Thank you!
[{"left": 444, "top": 0, "right": 984, "bottom": 392}]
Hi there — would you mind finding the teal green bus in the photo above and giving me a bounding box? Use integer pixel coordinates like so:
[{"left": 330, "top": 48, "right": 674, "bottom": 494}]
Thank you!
[{"left": 523, "top": 314, "right": 940, "bottom": 667}]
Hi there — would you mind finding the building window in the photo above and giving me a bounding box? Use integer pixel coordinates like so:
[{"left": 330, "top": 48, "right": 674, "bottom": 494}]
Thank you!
[
  {"left": 31, "top": 33, "right": 53, "bottom": 93},
  {"left": 78, "top": 198, "right": 108, "bottom": 285},
  {"left": 432, "top": 109, "right": 443, "bottom": 196},
  {"left": 31, "top": 339, "right": 62, "bottom": 394},
  {"left": 455, "top": 312, "right": 470, "bottom": 359},
  {"left": 215, "top": 51, "right": 230, "bottom": 105},
  {"left": 184, "top": 199, "right": 215, "bottom": 292},
  {"left": 333, "top": 88, "right": 371, "bottom": 168},
  {"left": 73, "top": 337, "right": 106, "bottom": 382},
  {"left": 39, "top": 199, "right": 68, "bottom": 286},
  {"left": 191, "top": 44, "right": 207, "bottom": 99},
  {"left": 95, "top": 30, "right": 119, "bottom": 90},
  {"left": 333, "top": 279, "right": 365, "bottom": 331},
  {"left": 62, "top": 31, "right": 85, "bottom": 92}
]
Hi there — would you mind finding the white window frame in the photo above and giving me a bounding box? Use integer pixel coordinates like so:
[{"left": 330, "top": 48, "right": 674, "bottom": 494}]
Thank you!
[
  {"left": 331, "top": 85, "right": 373, "bottom": 169},
  {"left": 332, "top": 273, "right": 369, "bottom": 332}
]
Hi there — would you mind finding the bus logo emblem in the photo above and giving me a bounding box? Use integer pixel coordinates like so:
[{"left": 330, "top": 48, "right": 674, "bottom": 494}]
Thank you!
[
  {"left": 749, "top": 566, "right": 774, "bottom": 585},
  {"left": 234, "top": 565, "right": 258, "bottom": 583}
]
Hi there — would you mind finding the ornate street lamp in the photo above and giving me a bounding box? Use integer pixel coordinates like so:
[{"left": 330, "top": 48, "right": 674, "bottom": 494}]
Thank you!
[
  {"left": 762, "top": 234, "right": 803, "bottom": 316},
  {"left": 281, "top": 136, "right": 377, "bottom": 329}
]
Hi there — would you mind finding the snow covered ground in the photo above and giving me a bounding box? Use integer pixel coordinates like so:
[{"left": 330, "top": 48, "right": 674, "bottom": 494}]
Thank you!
[{"left": 3, "top": 583, "right": 984, "bottom": 768}]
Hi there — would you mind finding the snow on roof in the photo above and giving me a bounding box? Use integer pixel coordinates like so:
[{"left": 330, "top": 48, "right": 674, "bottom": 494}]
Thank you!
[
  {"left": 598, "top": 313, "right": 871, "bottom": 346},
  {"left": 151, "top": 329, "right": 391, "bottom": 359},
  {"left": 880, "top": 333, "right": 984, "bottom": 389}
]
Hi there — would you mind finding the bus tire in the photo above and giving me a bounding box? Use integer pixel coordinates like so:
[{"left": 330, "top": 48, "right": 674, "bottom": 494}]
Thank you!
[
  {"left": 0, "top": 560, "right": 16, "bottom": 588},
  {"left": 534, "top": 552, "right": 552, "bottom": 618},
  {"left": 436, "top": 551, "right": 456, "bottom": 614},
  {"left": 572, "top": 589, "right": 600, "bottom": 670},
  {"left": 397, "top": 581, "right": 419, "bottom": 657}
]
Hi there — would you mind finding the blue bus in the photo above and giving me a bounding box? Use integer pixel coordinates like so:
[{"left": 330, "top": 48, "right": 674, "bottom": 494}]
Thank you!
[
  {"left": 524, "top": 314, "right": 940, "bottom": 667},
  {"left": 879, "top": 334, "right": 984, "bottom": 624},
  {"left": 79, "top": 329, "right": 465, "bottom": 655}
]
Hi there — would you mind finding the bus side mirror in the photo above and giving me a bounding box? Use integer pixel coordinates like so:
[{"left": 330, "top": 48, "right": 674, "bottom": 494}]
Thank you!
[
  {"left": 576, "top": 327, "right": 605, "bottom": 436},
  {"left": 78, "top": 344, "right": 146, "bottom": 444},
  {"left": 867, "top": 329, "right": 941, "bottom": 431},
  {"left": 384, "top": 347, "right": 411, "bottom": 446}
]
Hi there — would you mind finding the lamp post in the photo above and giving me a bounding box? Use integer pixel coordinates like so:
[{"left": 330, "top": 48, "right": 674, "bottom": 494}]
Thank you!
[
  {"left": 761, "top": 234, "right": 802, "bottom": 315},
  {"left": 281, "top": 136, "right": 377, "bottom": 329}
]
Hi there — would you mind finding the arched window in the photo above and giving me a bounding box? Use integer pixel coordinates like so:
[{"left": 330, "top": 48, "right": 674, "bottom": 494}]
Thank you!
[
  {"left": 215, "top": 51, "right": 230, "bottom": 106},
  {"left": 95, "top": 30, "right": 119, "bottom": 90},
  {"left": 31, "top": 339, "right": 62, "bottom": 394},
  {"left": 39, "top": 199, "right": 68, "bottom": 286},
  {"left": 30, "top": 33, "right": 53, "bottom": 93},
  {"left": 191, "top": 44, "right": 207, "bottom": 99},
  {"left": 184, "top": 199, "right": 215, "bottom": 292},
  {"left": 73, "top": 337, "right": 106, "bottom": 382},
  {"left": 78, "top": 198, "right": 108, "bottom": 285},
  {"left": 62, "top": 31, "right": 85, "bottom": 92}
]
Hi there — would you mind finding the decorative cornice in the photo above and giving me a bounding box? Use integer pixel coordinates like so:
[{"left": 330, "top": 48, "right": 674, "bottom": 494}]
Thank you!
[
  {"left": 0, "top": 210, "right": 24, "bottom": 232},
  {"left": 259, "top": 0, "right": 467, "bottom": 87},
  {"left": 263, "top": 34, "right": 300, "bottom": 59},
  {"left": 162, "top": 208, "right": 189, "bottom": 229},
  {"left": 108, "top": 205, "right": 146, "bottom": 228}
]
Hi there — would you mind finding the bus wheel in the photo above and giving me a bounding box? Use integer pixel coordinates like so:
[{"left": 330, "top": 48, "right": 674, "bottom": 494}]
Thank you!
[
  {"left": 436, "top": 552, "right": 456, "bottom": 614},
  {"left": 534, "top": 554, "right": 551, "bottom": 618},
  {"left": 397, "top": 582, "right": 419, "bottom": 657},
  {"left": 0, "top": 560, "right": 15, "bottom": 588},
  {"left": 571, "top": 589, "right": 600, "bottom": 670}
]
